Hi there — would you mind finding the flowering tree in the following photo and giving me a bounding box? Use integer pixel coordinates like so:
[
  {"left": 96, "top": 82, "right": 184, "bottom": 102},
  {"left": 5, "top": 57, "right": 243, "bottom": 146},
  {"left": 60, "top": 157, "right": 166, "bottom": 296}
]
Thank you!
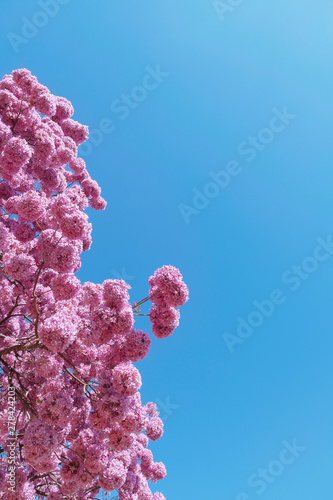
[{"left": 0, "top": 69, "right": 189, "bottom": 499}]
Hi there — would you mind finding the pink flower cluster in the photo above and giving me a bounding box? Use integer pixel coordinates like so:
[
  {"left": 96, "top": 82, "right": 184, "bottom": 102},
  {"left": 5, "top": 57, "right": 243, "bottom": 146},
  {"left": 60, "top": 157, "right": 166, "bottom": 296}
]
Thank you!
[
  {"left": 148, "top": 265, "right": 189, "bottom": 339},
  {"left": 0, "top": 69, "right": 189, "bottom": 499}
]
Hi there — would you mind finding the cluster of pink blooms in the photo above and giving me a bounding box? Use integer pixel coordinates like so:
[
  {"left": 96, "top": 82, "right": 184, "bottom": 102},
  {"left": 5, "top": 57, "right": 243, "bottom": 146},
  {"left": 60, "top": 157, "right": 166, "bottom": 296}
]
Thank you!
[
  {"left": 0, "top": 69, "right": 189, "bottom": 499},
  {"left": 148, "top": 266, "right": 188, "bottom": 339}
]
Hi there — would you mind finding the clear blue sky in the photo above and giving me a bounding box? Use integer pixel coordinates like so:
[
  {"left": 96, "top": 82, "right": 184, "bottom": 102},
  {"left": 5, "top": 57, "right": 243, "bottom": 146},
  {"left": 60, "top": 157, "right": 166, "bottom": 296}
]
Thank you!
[{"left": 1, "top": 1, "right": 333, "bottom": 498}]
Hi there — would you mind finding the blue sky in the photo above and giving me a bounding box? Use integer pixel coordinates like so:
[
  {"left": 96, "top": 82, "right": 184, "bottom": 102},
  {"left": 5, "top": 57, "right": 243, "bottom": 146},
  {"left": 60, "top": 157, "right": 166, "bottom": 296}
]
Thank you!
[{"left": 2, "top": 1, "right": 333, "bottom": 498}]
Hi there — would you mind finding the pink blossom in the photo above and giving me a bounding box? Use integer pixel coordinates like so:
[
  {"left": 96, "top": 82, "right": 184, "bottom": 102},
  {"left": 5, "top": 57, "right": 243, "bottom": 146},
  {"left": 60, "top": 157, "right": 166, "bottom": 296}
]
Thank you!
[
  {"left": 81, "top": 281, "right": 103, "bottom": 306},
  {"left": 63, "top": 134, "right": 78, "bottom": 155},
  {"left": 103, "top": 279, "right": 131, "bottom": 309},
  {"left": 90, "top": 195, "right": 107, "bottom": 210},
  {"left": 76, "top": 464, "right": 95, "bottom": 489},
  {"left": 104, "top": 424, "right": 135, "bottom": 451},
  {"left": 119, "top": 470, "right": 138, "bottom": 499},
  {"left": 24, "top": 283, "right": 55, "bottom": 320},
  {"left": 84, "top": 444, "right": 108, "bottom": 474},
  {"left": 111, "top": 362, "right": 142, "bottom": 396},
  {"left": 112, "top": 450, "right": 132, "bottom": 470},
  {"left": 13, "top": 220, "right": 36, "bottom": 242},
  {"left": 122, "top": 409, "right": 146, "bottom": 435},
  {"left": 82, "top": 231, "right": 92, "bottom": 251},
  {"left": 48, "top": 239, "right": 81, "bottom": 273},
  {"left": 4, "top": 194, "right": 20, "bottom": 214},
  {"left": 124, "top": 328, "right": 152, "bottom": 362},
  {"left": 60, "top": 117, "right": 89, "bottom": 145},
  {"left": 0, "top": 73, "right": 22, "bottom": 98},
  {"left": 10, "top": 172, "right": 35, "bottom": 193},
  {"left": 35, "top": 93, "right": 57, "bottom": 116},
  {"left": 99, "top": 459, "right": 127, "bottom": 491},
  {"left": 30, "top": 453, "right": 59, "bottom": 474},
  {"left": 0, "top": 223, "right": 9, "bottom": 247},
  {"left": 149, "top": 265, "right": 189, "bottom": 307},
  {"left": 50, "top": 192, "right": 73, "bottom": 219},
  {"left": 136, "top": 474, "right": 154, "bottom": 500},
  {"left": 0, "top": 136, "right": 32, "bottom": 176},
  {"left": 97, "top": 392, "right": 132, "bottom": 425},
  {"left": 69, "top": 157, "right": 86, "bottom": 173},
  {"left": 59, "top": 454, "right": 81, "bottom": 493},
  {"left": 149, "top": 304, "right": 180, "bottom": 339},
  {"left": 33, "top": 126, "right": 56, "bottom": 162},
  {"left": 51, "top": 273, "right": 81, "bottom": 300},
  {"left": 16, "top": 190, "right": 47, "bottom": 222},
  {"left": 39, "top": 313, "right": 76, "bottom": 353},
  {"left": 67, "top": 183, "right": 89, "bottom": 210},
  {"left": 91, "top": 303, "right": 134, "bottom": 344},
  {"left": 0, "top": 121, "right": 12, "bottom": 150},
  {"left": 137, "top": 433, "right": 149, "bottom": 448},
  {"left": 2, "top": 252, "right": 37, "bottom": 282},
  {"left": 53, "top": 141, "right": 75, "bottom": 166},
  {"left": 59, "top": 209, "right": 90, "bottom": 240},
  {"left": 39, "top": 392, "right": 74, "bottom": 426},
  {"left": 146, "top": 417, "right": 164, "bottom": 441},
  {"left": 23, "top": 418, "right": 58, "bottom": 461},
  {"left": 12, "top": 68, "right": 48, "bottom": 100},
  {"left": 39, "top": 167, "right": 62, "bottom": 194},
  {"left": 52, "top": 95, "right": 74, "bottom": 120},
  {"left": 81, "top": 177, "right": 101, "bottom": 198},
  {"left": 39, "top": 268, "right": 58, "bottom": 287},
  {"left": 0, "top": 89, "right": 20, "bottom": 125},
  {"left": 34, "top": 351, "right": 63, "bottom": 378},
  {"left": 0, "top": 180, "right": 14, "bottom": 200}
]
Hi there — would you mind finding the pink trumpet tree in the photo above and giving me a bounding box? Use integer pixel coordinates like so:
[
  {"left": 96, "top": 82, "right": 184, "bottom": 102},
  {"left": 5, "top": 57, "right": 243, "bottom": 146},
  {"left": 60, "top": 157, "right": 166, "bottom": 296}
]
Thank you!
[{"left": 0, "top": 69, "right": 189, "bottom": 499}]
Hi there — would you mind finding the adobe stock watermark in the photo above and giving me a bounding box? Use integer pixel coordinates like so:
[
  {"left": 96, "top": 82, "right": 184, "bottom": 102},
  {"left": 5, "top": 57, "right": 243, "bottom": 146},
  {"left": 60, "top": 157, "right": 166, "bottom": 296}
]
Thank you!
[
  {"left": 155, "top": 396, "right": 180, "bottom": 423},
  {"left": 78, "top": 65, "right": 169, "bottom": 157},
  {"left": 213, "top": 0, "right": 244, "bottom": 22},
  {"left": 223, "top": 235, "right": 333, "bottom": 354},
  {"left": 233, "top": 439, "right": 306, "bottom": 499},
  {"left": 7, "top": 0, "right": 72, "bottom": 53},
  {"left": 6, "top": 386, "right": 17, "bottom": 494},
  {"left": 110, "top": 268, "right": 135, "bottom": 283},
  {"left": 178, "top": 107, "right": 296, "bottom": 224}
]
